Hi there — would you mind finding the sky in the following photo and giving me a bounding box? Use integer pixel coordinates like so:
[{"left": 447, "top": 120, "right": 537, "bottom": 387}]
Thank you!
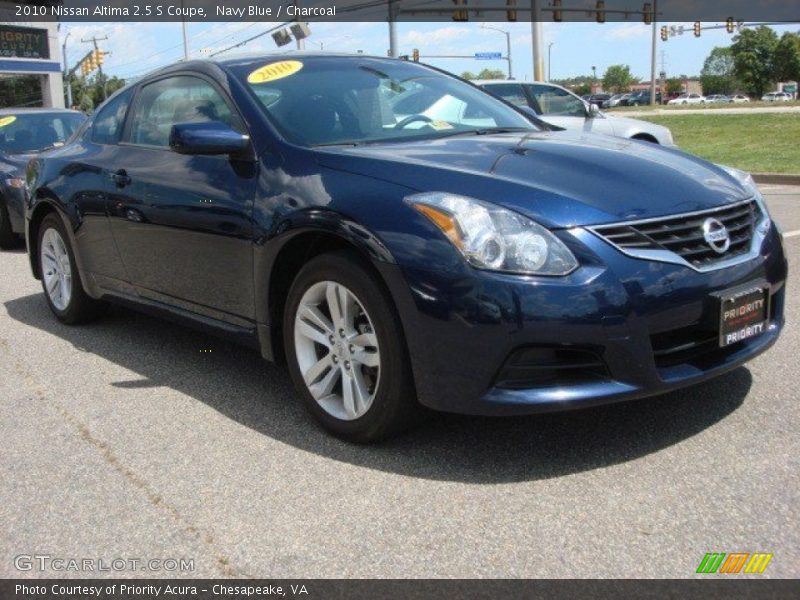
[{"left": 59, "top": 20, "right": 799, "bottom": 84}]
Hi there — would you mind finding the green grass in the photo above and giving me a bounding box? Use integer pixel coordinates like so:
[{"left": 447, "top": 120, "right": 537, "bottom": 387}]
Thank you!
[
  {"left": 639, "top": 113, "right": 800, "bottom": 174},
  {"left": 610, "top": 101, "right": 800, "bottom": 112}
]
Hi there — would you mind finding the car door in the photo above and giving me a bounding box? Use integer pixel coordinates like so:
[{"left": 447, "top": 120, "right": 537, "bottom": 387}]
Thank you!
[
  {"left": 107, "top": 73, "right": 257, "bottom": 322},
  {"left": 57, "top": 88, "right": 134, "bottom": 288},
  {"left": 526, "top": 84, "right": 614, "bottom": 136}
]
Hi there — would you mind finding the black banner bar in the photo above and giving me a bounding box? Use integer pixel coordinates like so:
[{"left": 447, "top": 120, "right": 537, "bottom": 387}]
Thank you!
[
  {"left": 4, "top": 1, "right": 800, "bottom": 23},
  {"left": 1, "top": 579, "right": 799, "bottom": 600}
]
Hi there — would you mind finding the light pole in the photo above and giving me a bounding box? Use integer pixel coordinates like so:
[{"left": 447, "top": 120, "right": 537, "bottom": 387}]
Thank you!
[
  {"left": 592, "top": 65, "right": 597, "bottom": 91},
  {"left": 481, "top": 24, "right": 513, "bottom": 80},
  {"left": 548, "top": 42, "right": 554, "bottom": 81},
  {"left": 62, "top": 31, "right": 72, "bottom": 108}
]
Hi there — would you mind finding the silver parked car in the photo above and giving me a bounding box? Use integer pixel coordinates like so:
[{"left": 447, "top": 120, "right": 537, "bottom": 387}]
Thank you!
[
  {"left": 478, "top": 80, "right": 674, "bottom": 145},
  {"left": 761, "top": 91, "right": 792, "bottom": 102}
]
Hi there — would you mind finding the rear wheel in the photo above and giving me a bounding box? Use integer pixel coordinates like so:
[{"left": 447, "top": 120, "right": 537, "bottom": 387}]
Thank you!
[
  {"left": 284, "top": 251, "right": 417, "bottom": 442},
  {"left": 37, "top": 213, "right": 107, "bottom": 324}
]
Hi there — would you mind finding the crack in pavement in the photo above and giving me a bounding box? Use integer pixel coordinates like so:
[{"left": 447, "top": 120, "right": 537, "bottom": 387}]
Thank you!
[{"left": 6, "top": 345, "right": 247, "bottom": 578}]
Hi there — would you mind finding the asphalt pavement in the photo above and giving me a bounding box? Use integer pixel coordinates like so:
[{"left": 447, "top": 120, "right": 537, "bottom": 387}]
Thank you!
[{"left": 1, "top": 186, "right": 798, "bottom": 579}]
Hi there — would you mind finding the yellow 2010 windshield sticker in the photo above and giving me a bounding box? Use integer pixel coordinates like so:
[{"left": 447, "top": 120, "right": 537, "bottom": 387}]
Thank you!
[
  {"left": 0, "top": 116, "right": 17, "bottom": 127},
  {"left": 247, "top": 60, "right": 303, "bottom": 84},
  {"left": 430, "top": 120, "right": 454, "bottom": 130}
]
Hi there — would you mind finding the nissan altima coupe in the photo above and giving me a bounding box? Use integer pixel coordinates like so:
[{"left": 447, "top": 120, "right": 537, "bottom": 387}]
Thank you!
[{"left": 25, "top": 55, "right": 787, "bottom": 442}]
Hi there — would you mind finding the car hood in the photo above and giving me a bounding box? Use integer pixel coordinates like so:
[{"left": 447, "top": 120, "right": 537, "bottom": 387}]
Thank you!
[{"left": 315, "top": 131, "right": 750, "bottom": 228}]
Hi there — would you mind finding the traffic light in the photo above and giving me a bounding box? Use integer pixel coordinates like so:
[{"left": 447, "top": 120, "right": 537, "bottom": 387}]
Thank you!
[
  {"left": 553, "top": 0, "right": 562, "bottom": 22},
  {"left": 693, "top": 21, "right": 701, "bottom": 37},
  {"left": 596, "top": 1, "right": 605, "bottom": 24},
  {"left": 412, "top": 48, "right": 420, "bottom": 62},
  {"left": 643, "top": 3, "right": 652, "bottom": 25},
  {"left": 94, "top": 49, "right": 104, "bottom": 66},
  {"left": 726, "top": 17, "right": 735, "bottom": 34},
  {"left": 86, "top": 53, "right": 96, "bottom": 72},
  {"left": 506, "top": 0, "right": 517, "bottom": 22},
  {"left": 660, "top": 25, "right": 668, "bottom": 41},
  {"left": 452, "top": 0, "right": 467, "bottom": 22},
  {"left": 80, "top": 61, "right": 89, "bottom": 77}
]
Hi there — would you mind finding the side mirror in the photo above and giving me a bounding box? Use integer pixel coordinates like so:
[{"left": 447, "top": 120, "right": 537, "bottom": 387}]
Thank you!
[
  {"left": 586, "top": 103, "right": 600, "bottom": 118},
  {"left": 169, "top": 121, "right": 250, "bottom": 156}
]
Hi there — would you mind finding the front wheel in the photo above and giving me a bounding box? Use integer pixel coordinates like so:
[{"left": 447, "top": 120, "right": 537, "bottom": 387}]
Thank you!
[
  {"left": 37, "top": 213, "right": 107, "bottom": 324},
  {"left": 284, "top": 251, "right": 418, "bottom": 442}
]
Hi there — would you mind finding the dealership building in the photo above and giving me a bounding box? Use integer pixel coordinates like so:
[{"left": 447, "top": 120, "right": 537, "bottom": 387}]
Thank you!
[{"left": 0, "top": 2, "right": 63, "bottom": 108}]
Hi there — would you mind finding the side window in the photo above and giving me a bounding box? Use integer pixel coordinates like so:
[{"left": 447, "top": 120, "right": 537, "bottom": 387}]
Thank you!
[
  {"left": 91, "top": 88, "right": 133, "bottom": 144},
  {"left": 485, "top": 84, "right": 528, "bottom": 108},
  {"left": 528, "top": 85, "right": 587, "bottom": 117},
  {"left": 127, "top": 76, "right": 237, "bottom": 148}
]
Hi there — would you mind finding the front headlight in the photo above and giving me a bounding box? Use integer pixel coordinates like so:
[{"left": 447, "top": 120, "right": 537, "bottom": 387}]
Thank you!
[
  {"left": 407, "top": 192, "right": 578, "bottom": 276},
  {"left": 717, "top": 164, "right": 771, "bottom": 227}
]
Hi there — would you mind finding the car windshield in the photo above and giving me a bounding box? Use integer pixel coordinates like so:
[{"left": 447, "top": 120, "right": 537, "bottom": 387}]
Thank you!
[
  {"left": 234, "top": 56, "right": 535, "bottom": 146},
  {"left": 0, "top": 112, "right": 85, "bottom": 155}
]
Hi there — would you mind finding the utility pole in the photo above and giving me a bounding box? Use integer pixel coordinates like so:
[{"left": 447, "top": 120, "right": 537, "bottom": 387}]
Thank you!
[
  {"left": 62, "top": 31, "right": 72, "bottom": 108},
  {"left": 181, "top": 0, "right": 189, "bottom": 60},
  {"left": 649, "top": 0, "right": 658, "bottom": 105},
  {"left": 81, "top": 34, "right": 108, "bottom": 101},
  {"left": 548, "top": 42, "right": 554, "bottom": 81},
  {"left": 531, "top": 0, "right": 544, "bottom": 81},
  {"left": 388, "top": 0, "right": 398, "bottom": 58}
]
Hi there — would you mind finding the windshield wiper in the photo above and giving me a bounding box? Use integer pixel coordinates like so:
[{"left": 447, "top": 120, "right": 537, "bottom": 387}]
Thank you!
[{"left": 435, "top": 127, "right": 533, "bottom": 138}]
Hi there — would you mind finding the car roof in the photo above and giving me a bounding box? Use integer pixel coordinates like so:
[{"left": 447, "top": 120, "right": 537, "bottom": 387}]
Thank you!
[{"left": 0, "top": 107, "right": 83, "bottom": 115}]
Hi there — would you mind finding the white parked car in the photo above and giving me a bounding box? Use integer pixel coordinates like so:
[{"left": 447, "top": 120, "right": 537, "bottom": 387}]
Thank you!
[
  {"left": 603, "top": 93, "right": 630, "bottom": 108},
  {"left": 761, "top": 91, "right": 792, "bottom": 102},
  {"left": 667, "top": 93, "right": 706, "bottom": 105},
  {"left": 729, "top": 94, "right": 750, "bottom": 103},
  {"left": 478, "top": 80, "right": 674, "bottom": 145},
  {"left": 705, "top": 94, "right": 730, "bottom": 103}
]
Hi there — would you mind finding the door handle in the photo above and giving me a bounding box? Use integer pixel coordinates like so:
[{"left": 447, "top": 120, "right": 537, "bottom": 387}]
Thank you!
[{"left": 110, "top": 169, "right": 131, "bottom": 188}]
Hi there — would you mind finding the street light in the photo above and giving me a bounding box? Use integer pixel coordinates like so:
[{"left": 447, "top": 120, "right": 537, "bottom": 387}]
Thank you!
[
  {"left": 480, "top": 23, "right": 513, "bottom": 80},
  {"left": 62, "top": 31, "right": 72, "bottom": 108},
  {"left": 548, "top": 42, "right": 554, "bottom": 82}
]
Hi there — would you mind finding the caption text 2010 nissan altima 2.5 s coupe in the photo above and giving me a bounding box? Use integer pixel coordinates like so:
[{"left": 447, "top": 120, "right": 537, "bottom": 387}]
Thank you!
[{"left": 24, "top": 54, "right": 787, "bottom": 442}]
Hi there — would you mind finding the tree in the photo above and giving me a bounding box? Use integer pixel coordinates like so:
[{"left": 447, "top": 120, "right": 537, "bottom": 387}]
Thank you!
[
  {"left": 773, "top": 31, "right": 800, "bottom": 84},
  {"left": 476, "top": 68, "right": 505, "bottom": 80},
  {"left": 602, "top": 65, "right": 637, "bottom": 93},
  {"left": 572, "top": 83, "right": 592, "bottom": 96},
  {"left": 79, "top": 92, "right": 94, "bottom": 113},
  {"left": 664, "top": 78, "right": 684, "bottom": 94},
  {"left": 700, "top": 47, "right": 740, "bottom": 95},
  {"left": 460, "top": 71, "right": 477, "bottom": 80},
  {"left": 731, "top": 25, "right": 779, "bottom": 97}
]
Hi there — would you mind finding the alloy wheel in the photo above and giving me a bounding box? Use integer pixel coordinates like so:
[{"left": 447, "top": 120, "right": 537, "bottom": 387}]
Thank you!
[
  {"left": 40, "top": 228, "right": 73, "bottom": 311},
  {"left": 293, "top": 281, "right": 381, "bottom": 421}
]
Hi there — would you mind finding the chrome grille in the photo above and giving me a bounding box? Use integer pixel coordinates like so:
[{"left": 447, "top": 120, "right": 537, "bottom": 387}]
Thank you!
[{"left": 592, "top": 200, "right": 761, "bottom": 270}]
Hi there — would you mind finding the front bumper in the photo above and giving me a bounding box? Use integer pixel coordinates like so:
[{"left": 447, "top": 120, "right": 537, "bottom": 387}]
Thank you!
[{"left": 380, "top": 224, "right": 788, "bottom": 416}]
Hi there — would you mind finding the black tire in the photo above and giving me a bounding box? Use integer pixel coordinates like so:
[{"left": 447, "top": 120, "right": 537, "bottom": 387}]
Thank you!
[
  {"left": 0, "top": 200, "right": 19, "bottom": 250},
  {"left": 284, "top": 251, "right": 418, "bottom": 442},
  {"left": 37, "top": 213, "right": 107, "bottom": 324}
]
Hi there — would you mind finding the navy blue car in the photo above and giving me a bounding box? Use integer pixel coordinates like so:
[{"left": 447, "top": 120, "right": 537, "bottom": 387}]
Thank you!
[
  {"left": 0, "top": 108, "right": 85, "bottom": 249},
  {"left": 25, "top": 55, "right": 787, "bottom": 441}
]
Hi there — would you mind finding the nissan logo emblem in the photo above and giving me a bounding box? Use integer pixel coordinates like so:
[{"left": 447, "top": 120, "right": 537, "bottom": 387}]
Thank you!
[{"left": 702, "top": 217, "right": 730, "bottom": 254}]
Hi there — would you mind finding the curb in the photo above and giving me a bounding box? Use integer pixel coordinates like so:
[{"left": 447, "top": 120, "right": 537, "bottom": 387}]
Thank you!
[{"left": 753, "top": 173, "right": 800, "bottom": 186}]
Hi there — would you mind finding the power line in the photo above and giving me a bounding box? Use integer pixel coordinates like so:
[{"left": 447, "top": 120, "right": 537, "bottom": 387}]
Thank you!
[{"left": 210, "top": 22, "right": 290, "bottom": 57}]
